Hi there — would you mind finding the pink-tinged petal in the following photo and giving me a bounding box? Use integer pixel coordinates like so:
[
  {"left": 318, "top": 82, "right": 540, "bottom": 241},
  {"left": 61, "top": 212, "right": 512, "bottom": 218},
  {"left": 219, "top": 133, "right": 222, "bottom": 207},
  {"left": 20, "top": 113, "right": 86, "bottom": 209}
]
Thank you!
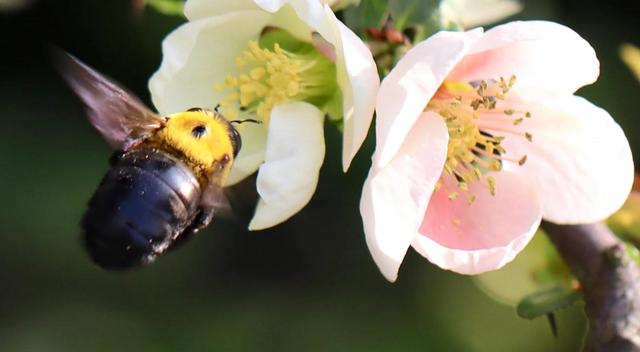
[
  {"left": 149, "top": 11, "right": 270, "bottom": 115},
  {"left": 184, "top": 0, "right": 259, "bottom": 20},
  {"left": 413, "top": 171, "right": 542, "bottom": 275},
  {"left": 249, "top": 102, "right": 325, "bottom": 230},
  {"left": 448, "top": 21, "right": 599, "bottom": 94},
  {"left": 312, "top": 32, "right": 336, "bottom": 61},
  {"left": 374, "top": 29, "right": 482, "bottom": 168},
  {"left": 333, "top": 20, "right": 379, "bottom": 172},
  {"left": 360, "top": 111, "right": 449, "bottom": 282},
  {"left": 495, "top": 89, "right": 634, "bottom": 224}
]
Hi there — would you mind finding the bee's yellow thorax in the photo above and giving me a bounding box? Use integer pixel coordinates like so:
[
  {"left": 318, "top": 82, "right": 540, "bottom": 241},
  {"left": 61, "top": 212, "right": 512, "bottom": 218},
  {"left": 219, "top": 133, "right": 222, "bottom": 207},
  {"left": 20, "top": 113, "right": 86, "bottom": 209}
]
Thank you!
[{"left": 149, "top": 110, "right": 234, "bottom": 174}]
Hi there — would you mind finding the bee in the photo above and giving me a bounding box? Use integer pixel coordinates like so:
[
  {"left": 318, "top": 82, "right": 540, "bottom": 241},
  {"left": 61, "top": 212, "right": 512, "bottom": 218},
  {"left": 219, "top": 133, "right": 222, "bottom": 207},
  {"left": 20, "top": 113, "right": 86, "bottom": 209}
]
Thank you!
[{"left": 55, "top": 50, "right": 248, "bottom": 269}]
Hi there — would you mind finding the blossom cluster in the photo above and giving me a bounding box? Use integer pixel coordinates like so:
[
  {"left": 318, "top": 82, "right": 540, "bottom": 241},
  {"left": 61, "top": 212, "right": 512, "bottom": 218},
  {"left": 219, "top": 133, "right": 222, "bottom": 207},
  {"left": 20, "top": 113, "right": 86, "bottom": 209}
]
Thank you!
[{"left": 150, "top": 0, "right": 633, "bottom": 280}]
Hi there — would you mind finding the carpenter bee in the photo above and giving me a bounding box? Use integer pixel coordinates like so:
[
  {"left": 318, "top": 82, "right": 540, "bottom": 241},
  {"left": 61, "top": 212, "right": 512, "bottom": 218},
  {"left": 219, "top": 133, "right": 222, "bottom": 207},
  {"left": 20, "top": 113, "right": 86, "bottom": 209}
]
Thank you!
[{"left": 55, "top": 50, "right": 245, "bottom": 269}]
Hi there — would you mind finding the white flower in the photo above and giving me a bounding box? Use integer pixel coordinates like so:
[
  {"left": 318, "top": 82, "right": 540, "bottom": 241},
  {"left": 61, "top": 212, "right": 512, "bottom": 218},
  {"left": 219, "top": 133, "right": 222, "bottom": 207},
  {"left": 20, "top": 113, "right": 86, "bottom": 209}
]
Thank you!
[{"left": 149, "top": 0, "right": 379, "bottom": 230}]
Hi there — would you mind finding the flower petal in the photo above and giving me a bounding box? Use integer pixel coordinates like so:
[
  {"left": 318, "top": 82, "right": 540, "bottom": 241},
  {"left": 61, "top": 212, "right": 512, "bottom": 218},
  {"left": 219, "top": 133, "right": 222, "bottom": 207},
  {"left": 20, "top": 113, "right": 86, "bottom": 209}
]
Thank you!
[
  {"left": 184, "top": 0, "right": 259, "bottom": 20},
  {"left": 360, "top": 111, "right": 449, "bottom": 282},
  {"left": 334, "top": 19, "right": 379, "bottom": 172},
  {"left": 496, "top": 89, "right": 634, "bottom": 224},
  {"left": 448, "top": 21, "right": 599, "bottom": 94},
  {"left": 149, "top": 11, "right": 270, "bottom": 116},
  {"left": 374, "top": 29, "right": 482, "bottom": 168},
  {"left": 185, "top": 0, "right": 379, "bottom": 172},
  {"left": 413, "top": 171, "right": 542, "bottom": 275},
  {"left": 444, "top": 0, "right": 523, "bottom": 28},
  {"left": 249, "top": 102, "right": 326, "bottom": 230},
  {"left": 225, "top": 122, "right": 268, "bottom": 186},
  {"left": 255, "top": 0, "right": 332, "bottom": 41},
  {"left": 254, "top": 1, "right": 379, "bottom": 172}
]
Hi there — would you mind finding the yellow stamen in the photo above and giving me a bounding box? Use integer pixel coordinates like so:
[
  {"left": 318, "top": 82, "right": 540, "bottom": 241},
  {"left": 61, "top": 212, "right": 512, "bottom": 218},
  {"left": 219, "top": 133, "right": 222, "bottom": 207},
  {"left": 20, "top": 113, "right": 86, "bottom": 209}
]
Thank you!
[
  {"left": 215, "top": 37, "right": 338, "bottom": 122},
  {"left": 427, "top": 75, "right": 533, "bottom": 202}
]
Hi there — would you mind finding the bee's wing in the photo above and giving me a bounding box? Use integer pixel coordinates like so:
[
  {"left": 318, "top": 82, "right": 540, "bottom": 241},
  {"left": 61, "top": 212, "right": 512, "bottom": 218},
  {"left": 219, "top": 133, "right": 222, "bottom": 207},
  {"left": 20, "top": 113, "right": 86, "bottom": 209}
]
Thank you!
[
  {"left": 201, "top": 181, "right": 233, "bottom": 217},
  {"left": 53, "top": 49, "right": 165, "bottom": 148}
]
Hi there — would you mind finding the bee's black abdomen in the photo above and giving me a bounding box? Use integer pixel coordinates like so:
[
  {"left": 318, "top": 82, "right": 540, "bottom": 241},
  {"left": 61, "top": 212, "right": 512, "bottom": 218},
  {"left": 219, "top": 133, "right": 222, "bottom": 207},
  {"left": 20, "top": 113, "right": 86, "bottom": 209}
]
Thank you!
[{"left": 82, "top": 148, "right": 202, "bottom": 269}]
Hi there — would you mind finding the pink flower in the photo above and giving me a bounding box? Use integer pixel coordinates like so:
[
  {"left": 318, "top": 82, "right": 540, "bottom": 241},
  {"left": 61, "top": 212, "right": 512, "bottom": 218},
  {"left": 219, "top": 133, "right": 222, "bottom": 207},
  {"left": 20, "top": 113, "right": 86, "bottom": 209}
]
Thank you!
[{"left": 360, "top": 21, "right": 634, "bottom": 281}]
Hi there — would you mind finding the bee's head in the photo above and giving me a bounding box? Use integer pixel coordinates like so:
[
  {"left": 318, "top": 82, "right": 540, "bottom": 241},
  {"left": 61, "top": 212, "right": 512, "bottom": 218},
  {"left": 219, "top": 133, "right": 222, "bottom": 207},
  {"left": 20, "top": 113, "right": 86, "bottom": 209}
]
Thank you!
[
  {"left": 153, "top": 107, "right": 240, "bottom": 169},
  {"left": 228, "top": 126, "right": 242, "bottom": 159}
]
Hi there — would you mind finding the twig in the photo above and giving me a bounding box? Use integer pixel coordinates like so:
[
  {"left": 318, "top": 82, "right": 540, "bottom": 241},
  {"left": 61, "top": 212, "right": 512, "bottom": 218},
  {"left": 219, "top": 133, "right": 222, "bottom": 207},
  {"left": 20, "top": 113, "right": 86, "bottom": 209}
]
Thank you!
[{"left": 542, "top": 222, "right": 640, "bottom": 352}]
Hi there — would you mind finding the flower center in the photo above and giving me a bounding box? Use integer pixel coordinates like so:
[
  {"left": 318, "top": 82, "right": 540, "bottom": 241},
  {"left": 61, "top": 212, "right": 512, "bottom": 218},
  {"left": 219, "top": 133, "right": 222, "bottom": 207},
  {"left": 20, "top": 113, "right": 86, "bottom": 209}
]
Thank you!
[
  {"left": 215, "top": 30, "right": 339, "bottom": 122},
  {"left": 427, "top": 75, "right": 533, "bottom": 204}
]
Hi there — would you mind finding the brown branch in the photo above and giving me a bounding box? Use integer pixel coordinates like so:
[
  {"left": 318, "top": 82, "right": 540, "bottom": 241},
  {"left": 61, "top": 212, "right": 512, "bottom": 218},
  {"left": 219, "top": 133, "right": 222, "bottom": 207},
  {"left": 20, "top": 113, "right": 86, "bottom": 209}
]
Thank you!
[{"left": 542, "top": 222, "right": 640, "bottom": 352}]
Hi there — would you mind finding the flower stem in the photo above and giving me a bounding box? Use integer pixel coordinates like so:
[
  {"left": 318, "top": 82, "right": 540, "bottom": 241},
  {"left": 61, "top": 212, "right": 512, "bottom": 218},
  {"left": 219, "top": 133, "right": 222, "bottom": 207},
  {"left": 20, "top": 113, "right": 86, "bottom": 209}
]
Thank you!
[{"left": 541, "top": 221, "right": 640, "bottom": 351}]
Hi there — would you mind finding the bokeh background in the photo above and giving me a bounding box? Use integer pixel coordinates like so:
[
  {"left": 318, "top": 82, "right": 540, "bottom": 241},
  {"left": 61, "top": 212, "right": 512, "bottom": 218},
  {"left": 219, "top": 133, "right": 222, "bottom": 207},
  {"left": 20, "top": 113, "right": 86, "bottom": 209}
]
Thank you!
[{"left": 1, "top": 0, "right": 638, "bottom": 351}]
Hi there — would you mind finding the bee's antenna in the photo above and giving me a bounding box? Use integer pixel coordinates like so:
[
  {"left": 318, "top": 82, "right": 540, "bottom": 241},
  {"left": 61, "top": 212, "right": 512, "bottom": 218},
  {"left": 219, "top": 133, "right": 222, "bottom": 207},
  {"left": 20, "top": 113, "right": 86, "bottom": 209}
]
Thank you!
[
  {"left": 230, "top": 118, "right": 262, "bottom": 125},
  {"left": 214, "top": 104, "right": 221, "bottom": 112}
]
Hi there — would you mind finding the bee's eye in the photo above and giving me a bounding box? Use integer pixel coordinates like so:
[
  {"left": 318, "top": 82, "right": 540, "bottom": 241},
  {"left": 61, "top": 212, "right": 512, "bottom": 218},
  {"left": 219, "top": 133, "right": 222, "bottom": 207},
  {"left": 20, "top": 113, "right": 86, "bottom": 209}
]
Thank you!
[
  {"left": 191, "top": 125, "right": 207, "bottom": 138},
  {"left": 230, "top": 128, "right": 241, "bottom": 158}
]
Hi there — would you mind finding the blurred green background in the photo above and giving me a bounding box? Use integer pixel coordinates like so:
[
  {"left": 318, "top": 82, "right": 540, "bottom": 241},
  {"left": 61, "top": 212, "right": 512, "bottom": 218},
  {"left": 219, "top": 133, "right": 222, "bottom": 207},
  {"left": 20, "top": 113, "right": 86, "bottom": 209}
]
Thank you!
[{"left": 0, "top": 0, "right": 638, "bottom": 351}]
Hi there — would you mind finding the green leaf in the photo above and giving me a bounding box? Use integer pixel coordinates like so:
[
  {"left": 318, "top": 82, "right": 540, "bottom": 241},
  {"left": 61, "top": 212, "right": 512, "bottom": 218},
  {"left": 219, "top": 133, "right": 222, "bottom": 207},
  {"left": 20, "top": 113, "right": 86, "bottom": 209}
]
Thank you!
[
  {"left": 145, "top": 0, "right": 184, "bottom": 16},
  {"left": 388, "top": 0, "right": 443, "bottom": 30},
  {"left": 516, "top": 286, "right": 581, "bottom": 320},
  {"left": 342, "top": 0, "right": 390, "bottom": 35},
  {"left": 546, "top": 313, "right": 558, "bottom": 338}
]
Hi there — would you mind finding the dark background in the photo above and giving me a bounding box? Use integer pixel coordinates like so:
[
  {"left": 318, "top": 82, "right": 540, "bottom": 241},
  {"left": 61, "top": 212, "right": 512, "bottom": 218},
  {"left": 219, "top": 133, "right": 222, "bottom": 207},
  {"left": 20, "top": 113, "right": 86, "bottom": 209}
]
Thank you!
[{"left": 0, "top": 0, "right": 638, "bottom": 351}]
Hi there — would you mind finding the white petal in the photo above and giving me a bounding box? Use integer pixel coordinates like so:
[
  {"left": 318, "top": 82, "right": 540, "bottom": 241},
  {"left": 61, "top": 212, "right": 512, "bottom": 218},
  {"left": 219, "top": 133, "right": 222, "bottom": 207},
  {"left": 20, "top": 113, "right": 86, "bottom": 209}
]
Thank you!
[
  {"left": 374, "top": 29, "right": 483, "bottom": 168},
  {"left": 252, "top": 0, "right": 289, "bottom": 12},
  {"left": 334, "top": 20, "right": 379, "bottom": 172},
  {"left": 249, "top": 102, "right": 326, "bottom": 230},
  {"left": 184, "top": 0, "right": 259, "bottom": 20},
  {"left": 496, "top": 89, "right": 634, "bottom": 224},
  {"left": 149, "top": 11, "right": 270, "bottom": 115},
  {"left": 255, "top": 0, "right": 333, "bottom": 41},
  {"left": 413, "top": 171, "right": 542, "bottom": 275},
  {"left": 360, "top": 111, "right": 449, "bottom": 282},
  {"left": 443, "top": 0, "right": 523, "bottom": 28},
  {"left": 255, "top": 0, "right": 380, "bottom": 171},
  {"left": 225, "top": 122, "right": 268, "bottom": 186},
  {"left": 448, "top": 21, "right": 600, "bottom": 94}
]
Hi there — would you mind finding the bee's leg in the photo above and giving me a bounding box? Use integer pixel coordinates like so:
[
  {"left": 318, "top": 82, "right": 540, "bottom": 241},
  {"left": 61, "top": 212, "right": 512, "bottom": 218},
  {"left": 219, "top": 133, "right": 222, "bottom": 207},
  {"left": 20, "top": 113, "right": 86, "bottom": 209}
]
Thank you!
[
  {"left": 167, "top": 206, "right": 215, "bottom": 251},
  {"left": 187, "top": 206, "right": 215, "bottom": 235}
]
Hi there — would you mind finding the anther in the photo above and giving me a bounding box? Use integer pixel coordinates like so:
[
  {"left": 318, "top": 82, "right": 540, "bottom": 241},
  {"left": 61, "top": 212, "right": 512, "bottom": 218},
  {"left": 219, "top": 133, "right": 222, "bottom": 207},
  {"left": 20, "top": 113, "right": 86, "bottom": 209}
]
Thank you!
[
  {"left": 525, "top": 132, "right": 533, "bottom": 142},
  {"left": 518, "top": 155, "right": 527, "bottom": 166},
  {"left": 467, "top": 194, "right": 477, "bottom": 205},
  {"left": 487, "top": 176, "right": 497, "bottom": 196}
]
